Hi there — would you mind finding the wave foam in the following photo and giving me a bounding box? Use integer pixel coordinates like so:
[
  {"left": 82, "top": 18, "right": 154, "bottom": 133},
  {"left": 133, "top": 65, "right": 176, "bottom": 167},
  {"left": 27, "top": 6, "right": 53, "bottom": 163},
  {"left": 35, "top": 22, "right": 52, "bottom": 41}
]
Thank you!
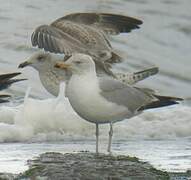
[{"left": 0, "top": 86, "right": 190, "bottom": 142}]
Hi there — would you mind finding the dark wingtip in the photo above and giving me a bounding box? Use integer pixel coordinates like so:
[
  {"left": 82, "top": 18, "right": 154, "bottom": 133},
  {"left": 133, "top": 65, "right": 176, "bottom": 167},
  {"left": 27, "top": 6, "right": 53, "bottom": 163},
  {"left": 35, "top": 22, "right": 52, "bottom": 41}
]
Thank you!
[
  {"left": 136, "top": 19, "right": 143, "bottom": 25},
  {"left": 0, "top": 94, "right": 11, "bottom": 103},
  {"left": 0, "top": 72, "right": 27, "bottom": 90},
  {"left": 8, "top": 78, "right": 27, "bottom": 84},
  {"left": 0, "top": 99, "right": 10, "bottom": 103},
  {"left": 138, "top": 95, "right": 184, "bottom": 111},
  {"left": 0, "top": 79, "right": 27, "bottom": 90},
  {"left": 9, "top": 72, "right": 22, "bottom": 76},
  {"left": 134, "top": 67, "right": 159, "bottom": 76},
  {"left": 155, "top": 95, "right": 184, "bottom": 102},
  {"left": 0, "top": 72, "right": 22, "bottom": 81},
  {"left": 101, "top": 13, "right": 143, "bottom": 32},
  {"left": 0, "top": 94, "right": 11, "bottom": 98}
]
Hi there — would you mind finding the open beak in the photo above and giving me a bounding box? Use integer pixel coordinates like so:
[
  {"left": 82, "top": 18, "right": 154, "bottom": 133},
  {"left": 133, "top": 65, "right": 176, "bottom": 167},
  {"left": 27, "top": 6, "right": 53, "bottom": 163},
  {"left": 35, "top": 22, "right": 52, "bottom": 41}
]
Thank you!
[
  {"left": 18, "top": 61, "right": 32, "bottom": 68},
  {"left": 54, "top": 62, "right": 71, "bottom": 70}
]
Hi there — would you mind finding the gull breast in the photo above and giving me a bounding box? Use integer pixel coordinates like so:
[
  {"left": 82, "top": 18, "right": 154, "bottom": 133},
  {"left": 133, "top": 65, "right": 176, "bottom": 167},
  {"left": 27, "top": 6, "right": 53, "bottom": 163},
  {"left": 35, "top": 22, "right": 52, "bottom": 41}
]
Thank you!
[{"left": 66, "top": 74, "right": 129, "bottom": 124}]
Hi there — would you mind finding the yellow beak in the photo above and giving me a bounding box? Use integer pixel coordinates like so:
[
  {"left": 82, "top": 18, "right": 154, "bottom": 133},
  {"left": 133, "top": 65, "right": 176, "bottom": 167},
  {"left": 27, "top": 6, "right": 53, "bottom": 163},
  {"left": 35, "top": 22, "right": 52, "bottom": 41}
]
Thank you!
[{"left": 54, "top": 62, "right": 71, "bottom": 69}]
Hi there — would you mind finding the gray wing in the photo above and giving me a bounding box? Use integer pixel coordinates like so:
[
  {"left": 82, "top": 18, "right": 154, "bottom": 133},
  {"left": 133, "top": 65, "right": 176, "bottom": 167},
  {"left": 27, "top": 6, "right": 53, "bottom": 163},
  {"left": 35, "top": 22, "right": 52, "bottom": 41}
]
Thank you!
[
  {"left": 55, "top": 13, "right": 143, "bottom": 35},
  {"left": 99, "top": 78, "right": 156, "bottom": 113}
]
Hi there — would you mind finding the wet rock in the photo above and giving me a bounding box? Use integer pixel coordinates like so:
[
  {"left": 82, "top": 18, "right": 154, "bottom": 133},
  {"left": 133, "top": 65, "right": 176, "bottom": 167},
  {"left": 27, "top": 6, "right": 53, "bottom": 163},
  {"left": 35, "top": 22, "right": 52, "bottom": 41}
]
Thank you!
[
  {"left": 1, "top": 152, "right": 190, "bottom": 180},
  {"left": 18, "top": 152, "right": 170, "bottom": 180}
]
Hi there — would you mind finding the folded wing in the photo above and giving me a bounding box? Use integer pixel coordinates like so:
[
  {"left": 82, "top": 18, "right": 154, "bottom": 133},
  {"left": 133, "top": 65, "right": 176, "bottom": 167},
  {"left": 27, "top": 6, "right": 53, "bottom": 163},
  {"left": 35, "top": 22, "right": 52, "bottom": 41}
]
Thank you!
[{"left": 99, "top": 78, "right": 183, "bottom": 113}]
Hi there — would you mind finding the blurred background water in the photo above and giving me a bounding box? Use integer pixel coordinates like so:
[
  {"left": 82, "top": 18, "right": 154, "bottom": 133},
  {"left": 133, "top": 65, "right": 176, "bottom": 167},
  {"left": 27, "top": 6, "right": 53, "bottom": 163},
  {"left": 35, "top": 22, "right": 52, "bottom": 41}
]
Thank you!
[{"left": 0, "top": 0, "right": 191, "bottom": 174}]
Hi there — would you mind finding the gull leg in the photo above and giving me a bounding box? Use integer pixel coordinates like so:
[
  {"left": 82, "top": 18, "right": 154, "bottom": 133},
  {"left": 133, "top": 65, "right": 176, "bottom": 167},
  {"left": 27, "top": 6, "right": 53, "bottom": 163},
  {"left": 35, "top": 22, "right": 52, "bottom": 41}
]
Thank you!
[
  {"left": 107, "top": 123, "right": 113, "bottom": 153},
  {"left": 96, "top": 123, "right": 99, "bottom": 154}
]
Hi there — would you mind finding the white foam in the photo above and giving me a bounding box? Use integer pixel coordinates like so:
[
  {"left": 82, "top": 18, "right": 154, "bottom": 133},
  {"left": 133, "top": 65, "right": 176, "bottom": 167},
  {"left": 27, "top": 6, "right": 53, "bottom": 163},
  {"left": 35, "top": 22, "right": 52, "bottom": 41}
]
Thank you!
[{"left": 0, "top": 86, "right": 190, "bottom": 142}]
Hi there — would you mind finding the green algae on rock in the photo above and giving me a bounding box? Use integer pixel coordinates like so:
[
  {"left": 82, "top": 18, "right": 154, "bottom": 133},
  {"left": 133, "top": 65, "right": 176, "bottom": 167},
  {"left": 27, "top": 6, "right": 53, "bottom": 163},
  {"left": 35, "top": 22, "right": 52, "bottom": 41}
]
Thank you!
[{"left": 18, "top": 152, "right": 170, "bottom": 180}]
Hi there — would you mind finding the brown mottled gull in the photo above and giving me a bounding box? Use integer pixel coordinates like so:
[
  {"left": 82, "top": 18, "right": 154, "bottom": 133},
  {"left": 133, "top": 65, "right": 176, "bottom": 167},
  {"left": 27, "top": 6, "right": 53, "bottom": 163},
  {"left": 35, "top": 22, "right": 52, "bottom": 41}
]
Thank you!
[{"left": 31, "top": 13, "right": 143, "bottom": 75}]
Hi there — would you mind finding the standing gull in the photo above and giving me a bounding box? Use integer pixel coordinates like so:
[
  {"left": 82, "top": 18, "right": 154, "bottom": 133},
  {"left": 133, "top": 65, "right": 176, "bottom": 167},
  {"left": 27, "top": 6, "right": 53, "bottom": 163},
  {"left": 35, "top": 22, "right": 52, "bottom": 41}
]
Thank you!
[
  {"left": 19, "top": 52, "right": 158, "bottom": 96},
  {"left": 55, "top": 54, "right": 183, "bottom": 153},
  {"left": 31, "top": 13, "right": 143, "bottom": 75},
  {"left": 19, "top": 13, "right": 158, "bottom": 93}
]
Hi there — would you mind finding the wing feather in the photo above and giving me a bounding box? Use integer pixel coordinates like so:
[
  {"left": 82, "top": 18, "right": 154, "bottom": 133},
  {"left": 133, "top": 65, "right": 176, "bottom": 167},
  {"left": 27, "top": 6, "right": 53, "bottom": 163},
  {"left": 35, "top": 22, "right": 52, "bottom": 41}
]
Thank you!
[
  {"left": 31, "top": 25, "right": 80, "bottom": 54},
  {"left": 31, "top": 13, "right": 142, "bottom": 54},
  {"left": 99, "top": 78, "right": 154, "bottom": 112},
  {"left": 54, "top": 13, "right": 143, "bottom": 35}
]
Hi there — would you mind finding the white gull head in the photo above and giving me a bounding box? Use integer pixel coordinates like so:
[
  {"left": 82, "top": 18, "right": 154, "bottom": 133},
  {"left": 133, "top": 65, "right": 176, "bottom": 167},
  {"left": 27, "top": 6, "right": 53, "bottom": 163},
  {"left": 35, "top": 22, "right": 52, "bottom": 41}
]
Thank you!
[
  {"left": 18, "top": 51, "right": 59, "bottom": 72},
  {"left": 55, "top": 53, "right": 96, "bottom": 75}
]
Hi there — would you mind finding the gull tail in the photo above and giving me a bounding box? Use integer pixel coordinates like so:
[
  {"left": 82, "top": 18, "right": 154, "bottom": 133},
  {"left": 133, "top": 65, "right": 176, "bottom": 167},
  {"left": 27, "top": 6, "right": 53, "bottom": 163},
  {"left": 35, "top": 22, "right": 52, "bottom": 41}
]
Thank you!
[
  {"left": 0, "top": 72, "right": 27, "bottom": 91},
  {"left": 115, "top": 67, "right": 158, "bottom": 85},
  {"left": 138, "top": 95, "right": 184, "bottom": 111}
]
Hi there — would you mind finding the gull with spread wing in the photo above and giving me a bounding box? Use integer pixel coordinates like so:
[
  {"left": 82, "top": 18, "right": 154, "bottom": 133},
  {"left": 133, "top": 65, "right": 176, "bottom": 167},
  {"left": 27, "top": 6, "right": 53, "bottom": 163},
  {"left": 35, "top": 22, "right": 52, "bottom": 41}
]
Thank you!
[{"left": 19, "top": 13, "right": 158, "bottom": 95}]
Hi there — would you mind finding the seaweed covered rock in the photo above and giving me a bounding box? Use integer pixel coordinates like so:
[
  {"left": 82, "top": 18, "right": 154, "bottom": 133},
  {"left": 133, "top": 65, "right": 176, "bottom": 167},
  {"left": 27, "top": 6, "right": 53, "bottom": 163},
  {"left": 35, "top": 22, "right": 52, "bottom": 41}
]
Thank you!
[{"left": 18, "top": 152, "right": 170, "bottom": 180}]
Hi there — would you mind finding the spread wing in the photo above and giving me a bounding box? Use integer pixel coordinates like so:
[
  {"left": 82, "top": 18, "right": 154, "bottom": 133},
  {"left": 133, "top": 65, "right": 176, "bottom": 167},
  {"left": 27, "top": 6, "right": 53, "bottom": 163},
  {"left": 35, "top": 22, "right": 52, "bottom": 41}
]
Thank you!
[
  {"left": 31, "top": 13, "right": 143, "bottom": 54},
  {"left": 31, "top": 25, "right": 87, "bottom": 55},
  {"left": 54, "top": 13, "right": 143, "bottom": 35}
]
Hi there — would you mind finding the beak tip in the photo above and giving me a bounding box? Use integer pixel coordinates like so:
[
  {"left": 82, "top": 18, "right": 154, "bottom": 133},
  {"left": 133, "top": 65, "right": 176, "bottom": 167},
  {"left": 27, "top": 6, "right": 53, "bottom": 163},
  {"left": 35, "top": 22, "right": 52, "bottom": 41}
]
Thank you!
[{"left": 18, "top": 61, "right": 30, "bottom": 69}]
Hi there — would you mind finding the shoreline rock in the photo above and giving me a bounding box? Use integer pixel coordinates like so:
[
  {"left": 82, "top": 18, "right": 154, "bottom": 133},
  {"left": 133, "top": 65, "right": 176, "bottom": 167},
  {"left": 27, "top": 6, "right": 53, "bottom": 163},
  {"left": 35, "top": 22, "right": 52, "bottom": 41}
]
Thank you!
[{"left": 1, "top": 152, "right": 190, "bottom": 180}]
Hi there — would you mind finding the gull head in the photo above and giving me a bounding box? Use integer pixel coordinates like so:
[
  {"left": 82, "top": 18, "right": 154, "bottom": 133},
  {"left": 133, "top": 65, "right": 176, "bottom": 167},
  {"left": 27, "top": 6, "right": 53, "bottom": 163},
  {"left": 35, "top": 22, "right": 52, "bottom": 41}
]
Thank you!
[
  {"left": 18, "top": 51, "right": 54, "bottom": 71},
  {"left": 55, "top": 53, "right": 96, "bottom": 75}
]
